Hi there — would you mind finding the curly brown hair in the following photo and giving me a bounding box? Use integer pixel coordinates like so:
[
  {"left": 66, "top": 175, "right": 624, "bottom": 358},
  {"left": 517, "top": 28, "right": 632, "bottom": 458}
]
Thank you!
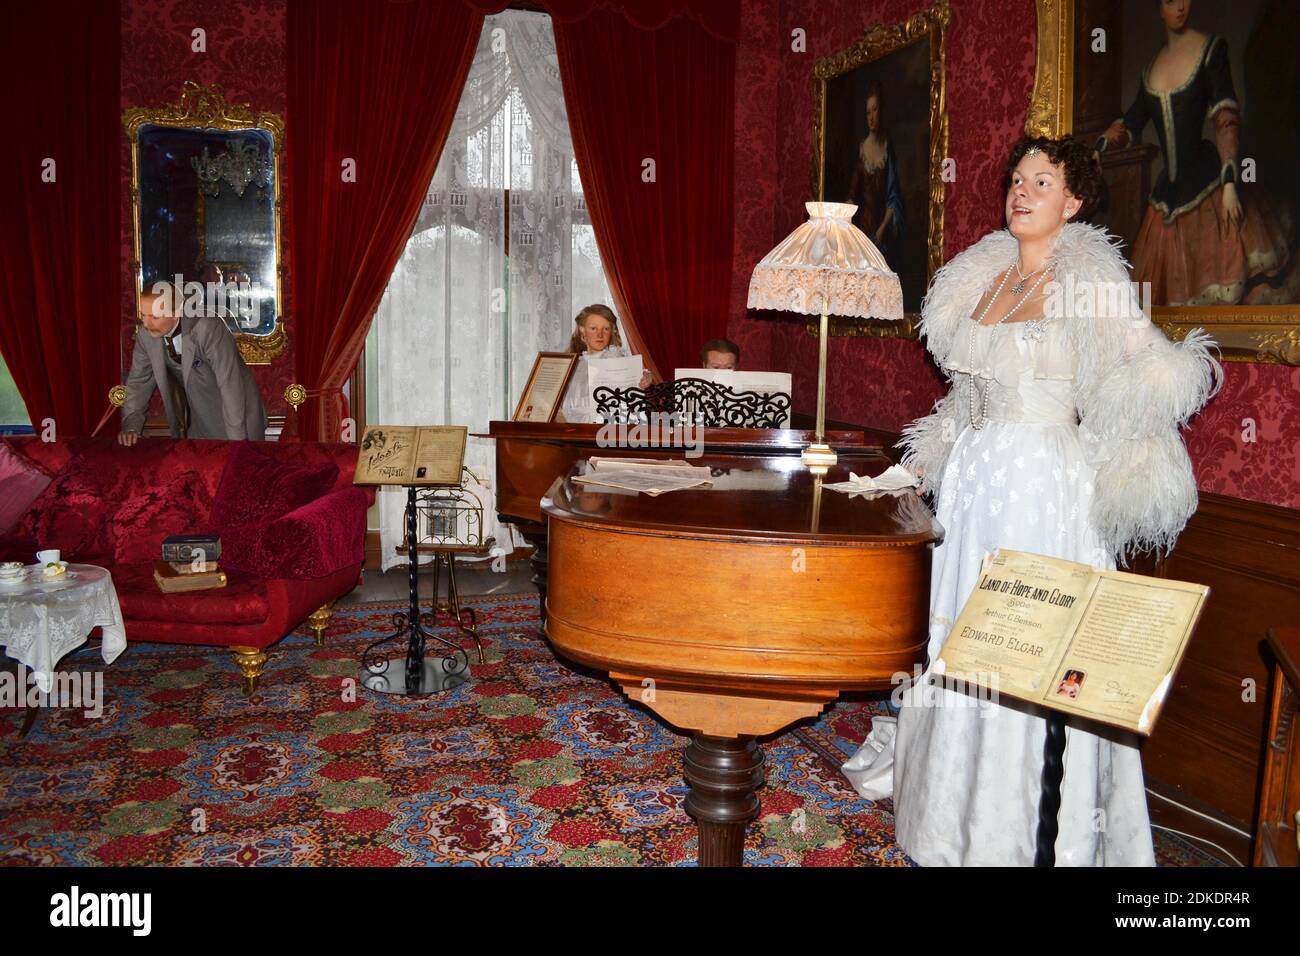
[
  {"left": 1002, "top": 136, "right": 1106, "bottom": 223},
  {"left": 567, "top": 303, "right": 623, "bottom": 353}
]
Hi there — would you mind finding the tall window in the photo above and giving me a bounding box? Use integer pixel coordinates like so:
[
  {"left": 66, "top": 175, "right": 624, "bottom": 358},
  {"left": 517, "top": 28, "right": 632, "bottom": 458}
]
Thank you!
[
  {"left": 366, "top": 9, "right": 614, "bottom": 568},
  {"left": 0, "top": 356, "right": 31, "bottom": 434}
]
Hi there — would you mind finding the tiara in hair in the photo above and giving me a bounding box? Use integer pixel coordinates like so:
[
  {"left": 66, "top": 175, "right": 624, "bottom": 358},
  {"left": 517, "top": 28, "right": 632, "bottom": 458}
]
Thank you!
[{"left": 1025, "top": 145, "right": 1042, "bottom": 157}]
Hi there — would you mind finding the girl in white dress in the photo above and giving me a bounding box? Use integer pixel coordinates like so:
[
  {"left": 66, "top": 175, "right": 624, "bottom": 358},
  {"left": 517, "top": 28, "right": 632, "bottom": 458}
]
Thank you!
[
  {"left": 844, "top": 137, "right": 1220, "bottom": 865},
  {"left": 557, "top": 304, "right": 652, "bottom": 423}
]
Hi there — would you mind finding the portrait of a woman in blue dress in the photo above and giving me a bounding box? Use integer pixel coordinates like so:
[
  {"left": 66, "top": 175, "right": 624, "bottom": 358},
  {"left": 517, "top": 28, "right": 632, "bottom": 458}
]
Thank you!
[{"left": 847, "top": 81, "right": 905, "bottom": 272}]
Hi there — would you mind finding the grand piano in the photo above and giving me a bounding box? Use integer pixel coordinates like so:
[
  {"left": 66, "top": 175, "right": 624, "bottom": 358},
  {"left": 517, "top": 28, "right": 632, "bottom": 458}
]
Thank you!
[{"left": 488, "top": 419, "right": 942, "bottom": 865}]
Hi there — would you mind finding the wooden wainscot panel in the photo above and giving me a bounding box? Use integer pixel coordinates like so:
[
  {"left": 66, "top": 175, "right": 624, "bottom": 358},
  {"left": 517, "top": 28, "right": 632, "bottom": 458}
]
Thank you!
[
  {"left": 1139, "top": 493, "right": 1300, "bottom": 866},
  {"left": 1253, "top": 627, "right": 1299, "bottom": 866}
]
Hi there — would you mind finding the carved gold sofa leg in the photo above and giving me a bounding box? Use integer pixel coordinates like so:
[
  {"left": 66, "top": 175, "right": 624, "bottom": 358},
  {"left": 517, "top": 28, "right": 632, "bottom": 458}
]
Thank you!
[
  {"left": 231, "top": 645, "right": 268, "bottom": 695},
  {"left": 308, "top": 602, "right": 334, "bottom": 646}
]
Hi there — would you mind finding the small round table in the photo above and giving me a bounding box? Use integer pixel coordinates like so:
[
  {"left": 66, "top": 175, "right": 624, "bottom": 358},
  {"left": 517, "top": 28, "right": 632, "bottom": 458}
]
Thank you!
[{"left": 0, "top": 563, "right": 127, "bottom": 736}]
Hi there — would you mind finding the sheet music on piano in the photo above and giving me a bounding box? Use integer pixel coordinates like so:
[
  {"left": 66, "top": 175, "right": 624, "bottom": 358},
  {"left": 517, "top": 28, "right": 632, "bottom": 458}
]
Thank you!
[
  {"left": 573, "top": 456, "right": 713, "bottom": 496},
  {"left": 564, "top": 354, "right": 645, "bottom": 423}
]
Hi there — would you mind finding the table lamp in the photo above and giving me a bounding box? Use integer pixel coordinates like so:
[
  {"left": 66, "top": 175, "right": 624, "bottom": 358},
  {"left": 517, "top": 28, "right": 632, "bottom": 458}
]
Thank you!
[{"left": 747, "top": 202, "right": 903, "bottom": 468}]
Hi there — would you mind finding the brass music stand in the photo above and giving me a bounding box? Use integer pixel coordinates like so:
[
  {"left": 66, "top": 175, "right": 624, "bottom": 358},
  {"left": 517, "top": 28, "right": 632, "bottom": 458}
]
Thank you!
[{"left": 421, "top": 541, "right": 489, "bottom": 667}]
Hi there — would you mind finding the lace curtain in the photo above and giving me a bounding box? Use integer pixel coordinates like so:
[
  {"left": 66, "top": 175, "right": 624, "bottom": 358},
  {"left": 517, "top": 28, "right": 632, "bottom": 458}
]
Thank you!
[{"left": 369, "top": 9, "right": 614, "bottom": 570}]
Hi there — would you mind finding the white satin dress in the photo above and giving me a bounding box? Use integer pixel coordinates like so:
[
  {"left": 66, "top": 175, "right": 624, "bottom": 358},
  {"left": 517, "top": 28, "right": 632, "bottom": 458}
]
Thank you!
[{"left": 852, "top": 316, "right": 1157, "bottom": 866}]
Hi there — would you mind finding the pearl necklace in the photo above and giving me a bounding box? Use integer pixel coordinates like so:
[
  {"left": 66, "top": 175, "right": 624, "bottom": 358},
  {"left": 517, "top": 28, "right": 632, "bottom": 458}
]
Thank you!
[{"left": 967, "top": 260, "right": 1052, "bottom": 430}]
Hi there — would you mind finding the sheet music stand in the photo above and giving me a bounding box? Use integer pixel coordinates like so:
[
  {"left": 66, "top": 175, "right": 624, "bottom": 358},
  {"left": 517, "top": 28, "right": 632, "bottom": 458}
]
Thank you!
[
  {"left": 593, "top": 378, "right": 792, "bottom": 428},
  {"left": 359, "top": 484, "right": 473, "bottom": 696}
]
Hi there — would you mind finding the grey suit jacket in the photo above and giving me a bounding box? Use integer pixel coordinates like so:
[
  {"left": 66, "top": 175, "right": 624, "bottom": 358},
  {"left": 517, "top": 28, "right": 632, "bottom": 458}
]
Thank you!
[{"left": 121, "top": 315, "right": 268, "bottom": 441}]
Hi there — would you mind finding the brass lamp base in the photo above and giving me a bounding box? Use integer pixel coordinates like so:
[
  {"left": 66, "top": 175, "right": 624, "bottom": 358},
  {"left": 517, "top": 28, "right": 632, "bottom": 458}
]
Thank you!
[
  {"left": 803, "top": 311, "right": 837, "bottom": 471},
  {"left": 801, "top": 443, "right": 837, "bottom": 469}
]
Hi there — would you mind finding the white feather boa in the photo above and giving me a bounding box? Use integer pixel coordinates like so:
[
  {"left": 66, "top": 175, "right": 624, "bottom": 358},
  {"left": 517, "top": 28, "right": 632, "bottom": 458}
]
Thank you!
[{"left": 901, "top": 222, "right": 1222, "bottom": 563}]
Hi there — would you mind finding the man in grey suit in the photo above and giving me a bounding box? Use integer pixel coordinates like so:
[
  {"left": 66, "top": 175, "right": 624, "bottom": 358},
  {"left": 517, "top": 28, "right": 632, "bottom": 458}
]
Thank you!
[{"left": 119, "top": 290, "right": 268, "bottom": 445}]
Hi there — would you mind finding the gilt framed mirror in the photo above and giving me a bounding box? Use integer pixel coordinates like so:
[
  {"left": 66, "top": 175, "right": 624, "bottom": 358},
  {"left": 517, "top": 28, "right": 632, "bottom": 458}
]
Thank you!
[{"left": 123, "top": 81, "right": 286, "bottom": 364}]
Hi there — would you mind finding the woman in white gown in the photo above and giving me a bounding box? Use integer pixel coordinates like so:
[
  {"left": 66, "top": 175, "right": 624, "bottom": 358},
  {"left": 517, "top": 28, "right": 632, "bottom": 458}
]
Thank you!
[{"left": 843, "top": 137, "right": 1220, "bottom": 865}]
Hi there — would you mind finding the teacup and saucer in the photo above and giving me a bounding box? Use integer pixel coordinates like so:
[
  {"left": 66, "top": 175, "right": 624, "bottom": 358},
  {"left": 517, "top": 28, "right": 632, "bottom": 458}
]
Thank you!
[{"left": 35, "top": 550, "right": 69, "bottom": 579}]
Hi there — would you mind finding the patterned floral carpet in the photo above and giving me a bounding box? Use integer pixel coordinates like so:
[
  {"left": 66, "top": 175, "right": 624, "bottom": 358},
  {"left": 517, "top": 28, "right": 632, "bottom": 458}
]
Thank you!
[{"left": 0, "top": 594, "right": 1218, "bottom": 866}]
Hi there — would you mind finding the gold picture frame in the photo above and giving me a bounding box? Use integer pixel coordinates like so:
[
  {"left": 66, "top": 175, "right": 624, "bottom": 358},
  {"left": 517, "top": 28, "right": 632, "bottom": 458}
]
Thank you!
[
  {"left": 809, "top": 0, "right": 950, "bottom": 340},
  {"left": 512, "top": 352, "right": 579, "bottom": 423},
  {"left": 1025, "top": 0, "right": 1074, "bottom": 139},
  {"left": 123, "top": 81, "right": 287, "bottom": 365},
  {"left": 1027, "top": 0, "right": 1300, "bottom": 365}
]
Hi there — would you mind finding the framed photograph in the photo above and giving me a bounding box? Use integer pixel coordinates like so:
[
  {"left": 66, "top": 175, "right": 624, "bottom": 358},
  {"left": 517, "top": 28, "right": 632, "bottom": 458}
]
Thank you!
[
  {"left": 512, "top": 352, "right": 579, "bottom": 423},
  {"left": 811, "top": 0, "right": 950, "bottom": 338},
  {"left": 1029, "top": 0, "right": 1300, "bottom": 364}
]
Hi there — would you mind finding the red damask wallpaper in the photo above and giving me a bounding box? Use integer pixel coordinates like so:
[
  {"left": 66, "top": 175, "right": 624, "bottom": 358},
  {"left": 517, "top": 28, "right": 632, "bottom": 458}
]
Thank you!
[
  {"left": 730, "top": 0, "right": 1300, "bottom": 509},
  {"left": 119, "top": 0, "right": 293, "bottom": 418},
  {"left": 109, "top": 0, "right": 1296, "bottom": 501},
  {"left": 727, "top": 0, "right": 781, "bottom": 373}
]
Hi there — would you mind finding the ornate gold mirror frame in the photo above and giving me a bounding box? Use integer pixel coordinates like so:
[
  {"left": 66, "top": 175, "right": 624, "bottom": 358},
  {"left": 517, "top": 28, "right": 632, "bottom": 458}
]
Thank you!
[
  {"left": 123, "top": 81, "right": 287, "bottom": 364},
  {"left": 808, "top": 0, "right": 950, "bottom": 340},
  {"left": 1027, "top": 0, "right": 1300, "bottom": 365}
]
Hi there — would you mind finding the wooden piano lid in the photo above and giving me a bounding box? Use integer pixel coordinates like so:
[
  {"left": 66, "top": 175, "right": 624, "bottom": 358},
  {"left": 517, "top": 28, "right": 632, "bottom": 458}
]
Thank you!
[{"left": 543, "top": 455, "right": 944, "bottom": 546}]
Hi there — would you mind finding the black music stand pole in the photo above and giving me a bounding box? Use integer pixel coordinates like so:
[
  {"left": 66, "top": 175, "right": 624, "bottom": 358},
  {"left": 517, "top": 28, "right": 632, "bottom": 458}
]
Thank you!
[
  {"left": 1034, "top": 711, "right": 1068, "bottom": 866},
  {"left": 360, "top": 485, "right": 470, "bottom": 696}
]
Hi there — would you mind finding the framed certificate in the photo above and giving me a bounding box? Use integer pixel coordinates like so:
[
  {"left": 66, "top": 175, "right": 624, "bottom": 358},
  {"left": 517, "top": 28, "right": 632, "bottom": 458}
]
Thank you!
[{"left": 513, "top": 352, "right": 579, "bottom": 423}]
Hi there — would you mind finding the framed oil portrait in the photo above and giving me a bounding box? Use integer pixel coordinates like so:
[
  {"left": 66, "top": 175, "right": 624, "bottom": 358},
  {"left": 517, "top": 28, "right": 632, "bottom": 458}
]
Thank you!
[
  {"left": 1029, "top": 0, "right": 1300, "bottom": 364},
  {"left": 811, "top": 0, "right": 950, "bottom": 339}
]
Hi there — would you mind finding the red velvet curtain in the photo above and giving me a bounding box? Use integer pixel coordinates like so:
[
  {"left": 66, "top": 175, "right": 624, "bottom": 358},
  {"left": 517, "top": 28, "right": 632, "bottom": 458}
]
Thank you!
[
  {"left": 0, "top": 0, "right": 120, "bottom": 435},
  {"left": 288, "top": 0, "right": 485, "bottom": 441},
  {"left": 551, "top": 3, "right": 737, "bottom": 373},
  {"left": 533, "top": 0, "right": 737, "bottom": 39}
]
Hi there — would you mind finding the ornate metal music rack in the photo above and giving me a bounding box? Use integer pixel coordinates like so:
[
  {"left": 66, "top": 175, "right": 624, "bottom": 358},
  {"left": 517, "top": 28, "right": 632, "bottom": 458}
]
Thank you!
[
  {"left": 592, "top": 377, "right": 792, "bottom": 428},
  {"left": 360, "top": 467, "right": 490, "bottom": 697}
]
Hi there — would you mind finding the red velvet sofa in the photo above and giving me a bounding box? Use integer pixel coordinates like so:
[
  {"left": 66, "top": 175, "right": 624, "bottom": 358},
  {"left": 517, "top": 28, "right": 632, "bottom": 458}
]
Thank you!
[{"left": 0, "top": 437, "right": 373, "bottom": 692}]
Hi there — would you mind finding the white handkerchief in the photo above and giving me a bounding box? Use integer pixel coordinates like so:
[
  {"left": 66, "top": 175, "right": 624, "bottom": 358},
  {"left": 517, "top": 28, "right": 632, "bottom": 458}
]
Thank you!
[
  {"left": 841, "top": 716, "right": 897, "bottom": 800},
  {"left": 823, "top": 464, "right": 919, "bottom": 497}
]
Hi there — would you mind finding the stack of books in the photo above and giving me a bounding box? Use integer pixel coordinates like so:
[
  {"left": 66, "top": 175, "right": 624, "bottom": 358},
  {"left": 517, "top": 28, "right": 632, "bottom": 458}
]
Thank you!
[{"left": 154, "top": 535, "right": 226, "bottom": 593}]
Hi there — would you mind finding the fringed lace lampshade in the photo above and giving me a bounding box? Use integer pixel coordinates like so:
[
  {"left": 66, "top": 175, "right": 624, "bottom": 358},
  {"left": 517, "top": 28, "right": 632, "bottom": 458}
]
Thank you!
[
  {"left": 746, "top": 202, "right": 903, "bottom": 468},
  {"left": 747, "top": 202, "right": 903, "bottom": 319}
]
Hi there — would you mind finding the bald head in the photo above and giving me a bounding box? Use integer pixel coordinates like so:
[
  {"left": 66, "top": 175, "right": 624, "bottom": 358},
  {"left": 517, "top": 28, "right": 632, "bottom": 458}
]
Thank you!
[{"left": 138, "top": 291, "right": 178, "bottom": 337}]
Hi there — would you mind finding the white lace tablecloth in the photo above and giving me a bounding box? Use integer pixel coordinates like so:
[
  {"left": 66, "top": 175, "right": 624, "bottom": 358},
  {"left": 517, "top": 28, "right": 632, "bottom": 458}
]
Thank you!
[{"left": 0, "top": 564, "right": 126, "bottom": 693}]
